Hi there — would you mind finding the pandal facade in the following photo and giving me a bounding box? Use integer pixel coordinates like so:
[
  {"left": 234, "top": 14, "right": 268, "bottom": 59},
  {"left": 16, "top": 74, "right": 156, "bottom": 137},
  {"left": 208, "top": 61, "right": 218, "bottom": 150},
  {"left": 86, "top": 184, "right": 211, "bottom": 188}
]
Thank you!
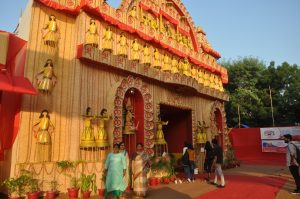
[{"left": 0, "top": 0, "right": 230, "bottom": 192}]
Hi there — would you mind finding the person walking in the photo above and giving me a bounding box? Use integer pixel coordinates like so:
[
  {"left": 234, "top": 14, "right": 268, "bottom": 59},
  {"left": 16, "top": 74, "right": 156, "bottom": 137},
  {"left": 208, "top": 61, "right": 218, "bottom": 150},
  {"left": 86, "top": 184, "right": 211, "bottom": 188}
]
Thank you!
[
  {"left": 283, "top": 134, "right": 300, "bottom": 194},
  {"left": 182, "top": 142, "right": 192, "bottom": 182},
  {"left": 187, "top": 143, "right": 196, "bottom": 181},
  {"left": 204, "top": 141, "right": 214, "bottom": 182},
  {"left": 211, "top": 138, "right": 225, "bottom": 188},
  {"left": 104, "top": 143, "right": 127, "bottom": 199}
]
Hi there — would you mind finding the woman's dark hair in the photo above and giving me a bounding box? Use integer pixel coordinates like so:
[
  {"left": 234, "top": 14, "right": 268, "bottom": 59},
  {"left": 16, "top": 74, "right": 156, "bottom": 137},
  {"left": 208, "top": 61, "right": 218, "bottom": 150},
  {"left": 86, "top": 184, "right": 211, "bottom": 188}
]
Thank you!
[
  {"left": 119, "top": 141, "right": 125, "bottom": 146},
  {"left": 212, "top": 138, "right": 218, "bottom": 146},
  {"left": 188, "top": 143, "right": 194, "bottom": 150},
  {"left": 39, "top": 109, "right": 50, "bottom": 119},
  {"left": 113, "top": 143, "right": 120, "bottom": 148},
  {"left": 86, "top": 107, "right": 91, "bottom": 115},
  {"left": 101, "top": 108, "right": 107, "bottom": 116},
  {"left": 44, "top": 59, "right": 53, "bottom": 67},
  {"left": 204, "top": 141, "right": 212, "bottom": 151}
]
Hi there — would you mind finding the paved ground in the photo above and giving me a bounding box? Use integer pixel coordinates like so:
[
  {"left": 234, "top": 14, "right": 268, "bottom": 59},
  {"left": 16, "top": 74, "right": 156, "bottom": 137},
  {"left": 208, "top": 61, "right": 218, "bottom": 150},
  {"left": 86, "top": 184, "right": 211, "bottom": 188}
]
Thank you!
[{"left": 1, "top": 165, "right": 299, "bottom": 199}]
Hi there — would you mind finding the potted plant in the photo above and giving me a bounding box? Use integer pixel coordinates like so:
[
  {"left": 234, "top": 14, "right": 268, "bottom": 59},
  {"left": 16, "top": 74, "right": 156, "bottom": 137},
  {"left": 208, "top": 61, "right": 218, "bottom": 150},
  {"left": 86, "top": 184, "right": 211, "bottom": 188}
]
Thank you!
[
  {"left": 98, "top": 172, "right": 106, "bottom": 197},
  {"left": 56, "top": 160, "right": 81, "bottom": 198},
  {"left": 19, "top": 170, "right": 40, "bottom": 199},
  {"left": 79, "top": 173, "right": 97, "bottom": 199},
  {"left": 45, "top": 180, "right": 59, "bottom": 199},
  {"left": 1, "top": 176, "right": 26, "bottom": 199}
]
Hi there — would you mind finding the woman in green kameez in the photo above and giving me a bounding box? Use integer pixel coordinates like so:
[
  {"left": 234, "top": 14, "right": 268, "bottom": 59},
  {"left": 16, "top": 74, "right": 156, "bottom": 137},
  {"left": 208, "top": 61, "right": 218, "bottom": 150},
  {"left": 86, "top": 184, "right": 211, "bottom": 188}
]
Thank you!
[{"left": 104, "top": 143, "right": 126, "bottom": 199}]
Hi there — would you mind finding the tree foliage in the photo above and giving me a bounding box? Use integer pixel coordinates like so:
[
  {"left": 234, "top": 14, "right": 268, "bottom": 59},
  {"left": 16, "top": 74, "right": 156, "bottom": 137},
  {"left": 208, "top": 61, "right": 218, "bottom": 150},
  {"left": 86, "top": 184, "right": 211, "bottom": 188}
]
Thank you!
[{"left": 222, "top": 57, "right": 300, "bottom": 127}]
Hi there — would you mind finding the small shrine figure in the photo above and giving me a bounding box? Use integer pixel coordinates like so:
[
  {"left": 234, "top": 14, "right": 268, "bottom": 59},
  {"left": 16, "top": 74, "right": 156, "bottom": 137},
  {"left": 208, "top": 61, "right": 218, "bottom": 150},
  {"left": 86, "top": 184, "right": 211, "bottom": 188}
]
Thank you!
[
  {"left": 218, "top": 79, "right": 224, "bottom": 92},
  {"left": 141, "top": 14, "right": 150, "bottom": 26},
  {"left": 85, "top": 19, "right": 98, "bottom": 48},
  {"left": 197, "top": 69, "right": 204, "bottom": 85},
  {"left": 36, "top": 59, "right": 57, "bottom": 94},
  {"left": 162, "top": 53, "right": 171, "bottom": 72},
  {"left": 150, "top": 17, "right": 159, "bottom": 30},
  {"left": 203, "top": 71, "right": 210, "bottom": 87},
  {"left": 129, "top": 6, "right": 137, "bottom": 18},
  {"left": 131, "top": 39, "right": 140, "bottom": 61},
  {"left": 80, "top": 107, "right": 96, "bottom": 148},
  {"left": 142, "top": 44, "right": 151, "bottom": 65},
  {"left": 95, "top": 108, "right": 110, "bottom": 147},
  {"left": 123, "top": 100, "right": 139, "bottom": 134},
  {"left": 209, "top": 73, "right": 215, "bottom": 89},
  {"left": 155, "top": 114, "right": 168, "bottom": 144},
  {"left": 191, "top": 66, "right": 197, "bottom": 80},
  {"left": 153, "top": 48, "right": 161, "bottom": 69},
  {"left": 187, "top": 39, "right": 193, "bottom": 49},
  {"left": 117, "top": 33, "right": 128, "bottom": 57},
  {"left": 182, "top": 57, "right": 191, "bottom": 76},
  {"left": 42, "top": 15, "right": 60, "bottom": 47},
  {"left": 171, "top": 56, "right": 179, "bottom": 74},
  {"left": 33, "top": 109, "right": 55, "bottom": 162},
  {"left": 196, "top": 121, "right": 209, "bottom": 144},
  {"left": 103, "top": 26, "right": 113, "bottom": 51}
]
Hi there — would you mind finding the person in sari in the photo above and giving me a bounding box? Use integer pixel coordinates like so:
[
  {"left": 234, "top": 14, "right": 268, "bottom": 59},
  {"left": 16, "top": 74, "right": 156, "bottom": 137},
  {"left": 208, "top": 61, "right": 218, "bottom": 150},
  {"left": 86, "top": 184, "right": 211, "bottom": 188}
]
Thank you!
[
  {"left": 119, "top": 142, "right": 130, "bottom": 191},
  {"left": 104, "top": 143, "right": 126, "bottom": 199},
  {"left": 132, "top": 143, "right": 151, "bottom": 197}
]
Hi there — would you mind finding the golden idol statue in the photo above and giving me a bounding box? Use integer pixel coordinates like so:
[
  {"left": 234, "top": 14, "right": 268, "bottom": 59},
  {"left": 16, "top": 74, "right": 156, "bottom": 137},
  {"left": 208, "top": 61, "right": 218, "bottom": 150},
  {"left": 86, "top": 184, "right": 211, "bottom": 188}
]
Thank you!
[
  {"left": 42, "top": 15, "right": 60, "bottom": 47},
  {"left": 95, "top": 108, "right": 110, "bottom": 147},
  {"left": 129, "top": 6, "right": 137, "bottom": 18},
  {"left": 155, "top": 114, "right": 168, "bottom": 144},
  {"left": 182, "top": 57, "right": 191, "bottom": 76},
  {"left": 103, "top": 26, "right": 113, "bottom": 51},
  {"left": 123, "top": 100, "right": 139, "bottom": 135},
  {"left": 171, "top": 56, "right": 179, "bottom": 74},
  {"left": 117, "top": 33, "right": 128, "bottom": 57},
  {"left": 131, "top": 39, "right": 140, "bottom": 61},
  {"left": 80, "top": 107, "right": 96, "bottom": 148},
  {"left": 162, "top": 53, "right": 171, "bottom": 72},
  {"left": 36, "top": 59, "right": 57, "bottom": 94},
  {"left": 86, "top": 19, "right": 98, "bottom": 48},
  {"left": 142, "top": 44, "right": 151, "bottom": 65},
  {"left": 33, "top": 109, "right": 55, "bottom": 162},
  {"left": 196, "top": 121, "right": 209, "bottom": 144},
  {"left": 153, "top": 48, "right": 161, "bottom": 69}
]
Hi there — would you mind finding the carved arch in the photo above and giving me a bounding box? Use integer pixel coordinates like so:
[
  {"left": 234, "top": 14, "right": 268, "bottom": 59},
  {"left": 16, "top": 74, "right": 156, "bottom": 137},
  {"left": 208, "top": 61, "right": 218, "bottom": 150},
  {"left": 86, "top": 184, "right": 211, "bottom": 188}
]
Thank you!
[{"left": 113, "top": 76, "right": 155, "bottom": 156}]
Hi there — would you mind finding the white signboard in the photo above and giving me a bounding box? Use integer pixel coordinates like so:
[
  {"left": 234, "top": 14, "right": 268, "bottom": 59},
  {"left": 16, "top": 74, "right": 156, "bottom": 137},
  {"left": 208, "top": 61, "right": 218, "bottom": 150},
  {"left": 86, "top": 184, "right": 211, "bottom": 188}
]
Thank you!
[{"left": 260, "top": 127, "right": 300, "bottom": 140}]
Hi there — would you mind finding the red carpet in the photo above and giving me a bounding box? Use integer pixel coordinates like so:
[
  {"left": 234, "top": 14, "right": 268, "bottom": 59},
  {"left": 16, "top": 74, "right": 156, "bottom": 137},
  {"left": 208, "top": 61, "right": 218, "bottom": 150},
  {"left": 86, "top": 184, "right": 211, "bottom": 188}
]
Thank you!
[
  {"left": 196, "top": 175, "right": 287, "bottom": 199},
  {"left": 230, "top": 128, "right": 285, "bottom": 165}
]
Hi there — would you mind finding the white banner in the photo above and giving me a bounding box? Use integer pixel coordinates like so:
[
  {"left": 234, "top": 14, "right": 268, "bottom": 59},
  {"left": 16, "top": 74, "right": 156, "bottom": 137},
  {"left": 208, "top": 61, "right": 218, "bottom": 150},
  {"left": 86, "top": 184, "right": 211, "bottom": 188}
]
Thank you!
[{"left": 260, "top": 127, "right": 300, "bottom": 140}]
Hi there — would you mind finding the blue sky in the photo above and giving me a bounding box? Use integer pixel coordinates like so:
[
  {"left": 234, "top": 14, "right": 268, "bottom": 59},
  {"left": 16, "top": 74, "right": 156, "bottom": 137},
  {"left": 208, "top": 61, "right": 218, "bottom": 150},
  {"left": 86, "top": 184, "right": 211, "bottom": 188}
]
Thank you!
[{"left": 1, "top": 0, "right": 299, "bottom": 66}]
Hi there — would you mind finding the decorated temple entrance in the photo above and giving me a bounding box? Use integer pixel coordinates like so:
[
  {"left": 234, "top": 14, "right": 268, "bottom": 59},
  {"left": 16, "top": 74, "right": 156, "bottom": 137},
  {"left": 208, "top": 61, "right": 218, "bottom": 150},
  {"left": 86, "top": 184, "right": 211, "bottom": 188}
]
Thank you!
[
  {"left": 122, "top": 88, "right": 144, "bottom": 157},
  {"left": 158, "top": 104, "right": 192, "bottom": 155}
]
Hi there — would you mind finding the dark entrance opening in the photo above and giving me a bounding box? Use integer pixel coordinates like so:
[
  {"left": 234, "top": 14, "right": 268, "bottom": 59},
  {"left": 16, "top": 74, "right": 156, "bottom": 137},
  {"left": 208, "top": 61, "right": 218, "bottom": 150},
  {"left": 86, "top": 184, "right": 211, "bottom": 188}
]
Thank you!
[{"left": 160, "top": 104, "right": 192, "bottom": 154}]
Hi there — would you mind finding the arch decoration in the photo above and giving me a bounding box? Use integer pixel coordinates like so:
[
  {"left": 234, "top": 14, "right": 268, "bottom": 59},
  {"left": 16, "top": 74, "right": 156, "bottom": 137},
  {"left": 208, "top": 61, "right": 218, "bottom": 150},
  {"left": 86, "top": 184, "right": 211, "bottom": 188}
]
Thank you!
[{"left": 113, "top": 76, "right": 155, "bottom": 155}]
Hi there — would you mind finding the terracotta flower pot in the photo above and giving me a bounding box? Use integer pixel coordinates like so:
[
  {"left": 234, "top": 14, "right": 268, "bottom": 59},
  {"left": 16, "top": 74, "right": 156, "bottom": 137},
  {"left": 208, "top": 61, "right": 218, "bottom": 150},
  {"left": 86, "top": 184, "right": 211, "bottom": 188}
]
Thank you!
[
  {"left": 98, "top": 188, "right": 105, "bottom": 197},
  {"left": 149, "top": 177, "right": 157, "bottom": 186},
  {"left": 67, "top": 188, "right": 79, "bottom": 199},
  {"left": 27, "top": 192, "right": 39, "bottom": 199},
  {"left": 46, "top": 191, "right": 57, "bottom": 199},
  {"left": 82, "top": 191, "right": 91, "bottom": 199},
  {"left": 163, "top": 178, "right": 170, "bottom": 184}
]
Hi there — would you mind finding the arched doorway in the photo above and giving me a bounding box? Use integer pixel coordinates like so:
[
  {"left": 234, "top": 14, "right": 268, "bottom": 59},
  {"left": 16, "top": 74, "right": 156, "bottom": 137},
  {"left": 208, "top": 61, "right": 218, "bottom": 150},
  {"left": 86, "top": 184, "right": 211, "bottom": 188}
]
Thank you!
[
  {"left": 113, "top": 76, "right": 155, "bottom": 156},
  {"left": 122, "top": 88, "right": 144, "bottom": 156},
  {"left": 210, "top": 101, "right": 227, "bottom": 149}
]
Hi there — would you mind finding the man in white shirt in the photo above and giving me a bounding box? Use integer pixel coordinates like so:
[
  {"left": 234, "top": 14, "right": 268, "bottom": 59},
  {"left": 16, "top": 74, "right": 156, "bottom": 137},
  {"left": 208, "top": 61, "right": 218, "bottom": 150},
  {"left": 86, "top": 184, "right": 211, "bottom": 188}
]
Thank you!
[{"left": 283, "top": 134, "right": 300, "bottom": 194}]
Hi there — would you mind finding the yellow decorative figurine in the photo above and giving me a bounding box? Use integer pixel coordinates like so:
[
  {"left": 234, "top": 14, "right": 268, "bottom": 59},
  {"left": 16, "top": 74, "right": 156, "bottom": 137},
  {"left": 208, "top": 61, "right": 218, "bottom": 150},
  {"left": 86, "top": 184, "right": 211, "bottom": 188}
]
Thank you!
[
  {"left": 142, "top": 44, "right": 151, "bottom": 65},
  {"left": 33, "top": 110, "right": 55, "bottom": 162},
  {"left": 197, "top": 68, "right": 204, "bottom": 85},
  {"left": 42, "top": 15, "right": 60, "bottom": 47},
  {"left": 196, "top": 121, "right": 208, "bottom": 144},
  {"left": 162, "top": 54, "right": 171, "bottom": 72},
  {"left": 95, "top": 108, "right": 110, "bottom": 147},
  {"left": 203, "top": 71, "right": 210, "bottom": 87},
  {"left": 129, "top": 6, "right": 137, "bottom": 18},
  {"left": 191, "top": 66, "right": 197, "bottom": 80},
  {"left": 171, "top": 56, "right": 179, "bottom": 74},
  {"left": 86, "top": 19, "right": 98, "bottom": 48},
  {"left": 117, "top": 33, "right": 128, "bottom": 57},
  {"left": 155, "top": 114, "right": 168, "bottom": 144},
  {"left": 153, "top": 48, "right": 161, "bottom": 69},
  {"left": 182, "top": 57, "right": 191, "bottom": 76},
  {"left": 103, "top": 26, "right": 113, "bottom": 51},
  {"left": 131, "top": 39, "right": 140, "bottom": 61},
  {"left": 123, "top": 101, "right": 138, "bottom": 134},
  {"left": 36, "top": 59, "right": 57, "bottom": 94},
  {"left": 80, "top": 107, "right": 96, "bottom": 148}
]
